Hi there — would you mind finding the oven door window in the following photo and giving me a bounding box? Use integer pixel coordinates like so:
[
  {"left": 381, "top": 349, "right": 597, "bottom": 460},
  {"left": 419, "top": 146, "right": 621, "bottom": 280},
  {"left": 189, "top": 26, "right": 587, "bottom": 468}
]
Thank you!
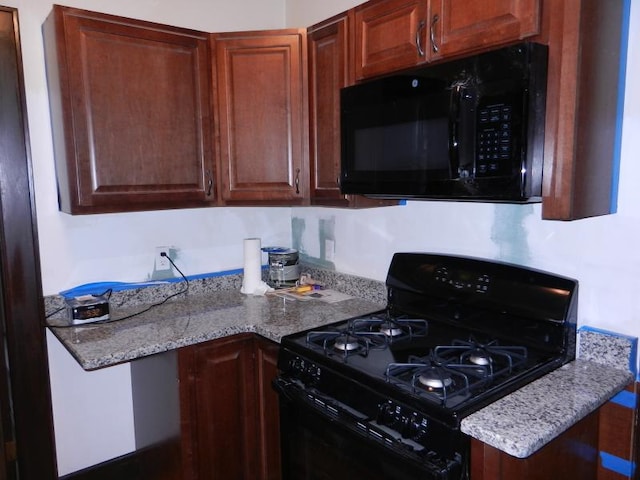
[{"left": 279, "top": 396, "right": 462, "bottom": 480}]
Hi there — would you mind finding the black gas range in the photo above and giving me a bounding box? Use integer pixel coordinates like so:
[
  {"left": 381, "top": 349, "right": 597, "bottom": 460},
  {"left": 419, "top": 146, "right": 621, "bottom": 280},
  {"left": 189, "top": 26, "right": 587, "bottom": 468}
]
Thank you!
[{"left": 274, "top": 253, "right": 578, "bottom": 480}]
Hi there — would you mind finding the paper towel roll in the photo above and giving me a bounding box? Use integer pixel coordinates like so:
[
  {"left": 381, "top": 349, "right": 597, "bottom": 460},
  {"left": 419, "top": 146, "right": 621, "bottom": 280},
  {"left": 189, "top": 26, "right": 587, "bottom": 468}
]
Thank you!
[{"left": 240, "top": 238, "right": 262, "bottom": 294}]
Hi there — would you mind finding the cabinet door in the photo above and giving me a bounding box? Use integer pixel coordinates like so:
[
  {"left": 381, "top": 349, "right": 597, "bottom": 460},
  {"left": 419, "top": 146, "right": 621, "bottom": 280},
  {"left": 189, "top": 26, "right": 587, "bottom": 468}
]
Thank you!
[
  {"left": 354, "top": 0, "right": 429, "bottom": 80},
  {"left": 308, "top": 14, "right": 401, "bottom": 209},
  {"left": 43, "top": 6, "right": 215, "bottom": 214},
  {"left": 179, "top": 334, "right": 258, "bottom": 480},
  {"left": 308, "top": 13, "right": 353, "bottom": 205},
  {"left": 214, "top": 30, "right": 308, "bottom": 204},
  {"left": 254, "top": 337, "right": 282, "bottom": 480},
  {"left": 430, "top": 0, "right": 541, "bottom": 59}
]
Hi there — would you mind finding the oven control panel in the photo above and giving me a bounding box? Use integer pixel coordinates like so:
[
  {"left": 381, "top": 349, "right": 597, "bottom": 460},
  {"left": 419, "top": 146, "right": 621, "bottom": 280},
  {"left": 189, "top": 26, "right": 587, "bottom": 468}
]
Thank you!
[
  {"left": 287, "top": 355, "right": 322, "bottom": 385},
  {"left": 377, "top": 400, "right": 429, "bottom": 442},
  {"left": 434, "top": 265, "right": 491, "bottom": 294}
]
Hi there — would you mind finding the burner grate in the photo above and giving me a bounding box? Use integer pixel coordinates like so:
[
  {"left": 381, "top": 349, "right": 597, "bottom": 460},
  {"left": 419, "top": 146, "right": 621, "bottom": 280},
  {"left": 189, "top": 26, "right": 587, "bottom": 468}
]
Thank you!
[{"left": 305, "top": 329, "right": 388, "bottom": 361}]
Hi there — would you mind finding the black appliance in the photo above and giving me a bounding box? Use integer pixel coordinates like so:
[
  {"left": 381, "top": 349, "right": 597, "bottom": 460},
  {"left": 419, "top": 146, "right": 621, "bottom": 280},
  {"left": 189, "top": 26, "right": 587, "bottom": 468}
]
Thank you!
[
  {"left": 339, "top": 43, "right": 548, "bottom": 202},
  {"left": 274, "top": 253, "right": 577, "bottom": 479}
]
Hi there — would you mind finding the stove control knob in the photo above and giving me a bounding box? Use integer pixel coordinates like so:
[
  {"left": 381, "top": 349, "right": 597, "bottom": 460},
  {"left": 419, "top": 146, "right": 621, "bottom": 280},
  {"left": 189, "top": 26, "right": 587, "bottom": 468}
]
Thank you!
[
  {"left": 307, "top": 365, "right": 321, "bottom": 384},
  {"left": 377, "top": 401, "right": 396, "bottom": 425},
  {"left": 407, "top": 413, "right": 428, "bottom": 440},
  {"left": 289, "top": 356, "right": 304, "bottom": 373}
]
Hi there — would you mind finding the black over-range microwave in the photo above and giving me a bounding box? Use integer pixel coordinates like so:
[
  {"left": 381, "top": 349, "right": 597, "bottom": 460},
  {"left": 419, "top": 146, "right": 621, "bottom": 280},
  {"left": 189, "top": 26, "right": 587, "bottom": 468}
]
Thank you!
[{"left": 339, "top": 43, "right": 548, "bottom": 202}]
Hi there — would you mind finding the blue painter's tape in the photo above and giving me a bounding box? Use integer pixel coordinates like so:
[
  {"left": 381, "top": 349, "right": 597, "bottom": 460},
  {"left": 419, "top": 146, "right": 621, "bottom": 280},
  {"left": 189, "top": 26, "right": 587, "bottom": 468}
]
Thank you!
[
  {"left": 600, "top": 452, "right": 635, "bottom": 477},
  {"left": 609, "top": 0, "right": 632, "bottom": 213},
  {"left": 58, "top": 266, "right": 253, "bottom": 298},
  {"left": 611, "top": 390, "right": 637, "bottom": 409}
]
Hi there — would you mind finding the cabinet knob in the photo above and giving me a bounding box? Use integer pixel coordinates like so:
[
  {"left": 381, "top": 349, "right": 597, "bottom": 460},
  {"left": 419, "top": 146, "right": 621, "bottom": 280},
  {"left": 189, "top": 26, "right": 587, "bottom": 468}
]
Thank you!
[
  {"left": 430, "top": 14, "right": 439, "bottom": 54},
  {"left": 416, "top": 20, "right": 426, "bottom": 57}
]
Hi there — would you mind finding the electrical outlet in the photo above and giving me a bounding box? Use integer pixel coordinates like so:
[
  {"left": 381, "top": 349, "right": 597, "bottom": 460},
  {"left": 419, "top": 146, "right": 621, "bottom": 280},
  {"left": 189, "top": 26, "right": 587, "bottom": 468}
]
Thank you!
[
  {"left": 155, "top": 247, "right": 171, "bottom": 271},
  {"left": 325, "top": 239, "right": 335, "bottom": 262}
]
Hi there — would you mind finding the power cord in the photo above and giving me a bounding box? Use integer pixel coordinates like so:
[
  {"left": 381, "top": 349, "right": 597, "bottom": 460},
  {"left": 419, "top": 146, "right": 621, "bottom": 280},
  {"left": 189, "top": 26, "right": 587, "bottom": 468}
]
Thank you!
[{"left": 49, "top": 253, "right": 190, "bottom": 328}]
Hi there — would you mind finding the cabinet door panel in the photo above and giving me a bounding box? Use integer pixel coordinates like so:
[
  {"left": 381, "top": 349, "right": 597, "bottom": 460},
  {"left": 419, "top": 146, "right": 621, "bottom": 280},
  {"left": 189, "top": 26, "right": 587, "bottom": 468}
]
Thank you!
[
  {"left": 255, "top": 337, "right": 282, "bottom": 480},
  {"left": 179, "top": 335, "right": 258, "bottom": 480},
  {"left": 355, "top": 0, "right": 428, "bottom": 80},
  {"left": 44, "top": 6, "right": 214, "bottom": 214},
  {"left": 215, "top": 31, "right": 308, "bottom": 204},
  {"left": 431, "top": 0, "right": 540, "bottom": 58},
  {"left": 308, "top": 14, "right": 352, "bottom": 204}
]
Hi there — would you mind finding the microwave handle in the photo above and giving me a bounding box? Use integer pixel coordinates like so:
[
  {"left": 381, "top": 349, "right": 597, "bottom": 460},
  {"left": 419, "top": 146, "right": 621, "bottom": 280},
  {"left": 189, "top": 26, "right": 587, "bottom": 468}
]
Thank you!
[{"left": 448, "top": 85, "right": 462, "bottom": 179}]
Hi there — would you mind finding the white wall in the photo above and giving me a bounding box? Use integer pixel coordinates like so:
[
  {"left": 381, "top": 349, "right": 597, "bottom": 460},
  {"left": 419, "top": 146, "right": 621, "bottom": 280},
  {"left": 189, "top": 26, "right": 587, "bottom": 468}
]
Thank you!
[
  {"left": 5, "top": 0, "right": 291, "bottom": 474},
  {"left": 289, "top": 1, "right": 640, "bottom": 361},
  {"left": 5, "top": 0, "right": 639, "bottom": 474}
]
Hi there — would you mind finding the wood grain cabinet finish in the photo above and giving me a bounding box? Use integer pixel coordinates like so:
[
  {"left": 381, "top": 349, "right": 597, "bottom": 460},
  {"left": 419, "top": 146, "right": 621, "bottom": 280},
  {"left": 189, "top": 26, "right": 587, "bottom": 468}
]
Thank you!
[
  {"left": 430, "top": 0, "right": 540, "bottom": 59},
  {"left": 43, "top": 6, "right": 215, "bottom": 214},
  {"left": 308, "top": 13, "right": 353, "bottom": 206},
  {"left": 178, "top": 334, "right": 281, "bottom": 480},
  {"left": 213, "top": 30, "right": 309, "bottom": 205},
  {"left": 354, "top": 0, "right": 540, "bottom": 80},
  {"left": 536, "top": 0, "right": 627, "bottom": 220},
  {"left": 354, "top": 0, "right": 428, "bottom": 80},
  {"left": 308, "top": 13, "right": 400, "bottom": 208}
]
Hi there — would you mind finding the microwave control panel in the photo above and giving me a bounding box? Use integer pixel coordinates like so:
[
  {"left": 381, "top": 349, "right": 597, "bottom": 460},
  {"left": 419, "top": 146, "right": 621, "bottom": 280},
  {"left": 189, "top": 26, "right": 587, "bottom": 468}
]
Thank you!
[{"left": 476, "top": 103, "right": 513, "bottom": 177}]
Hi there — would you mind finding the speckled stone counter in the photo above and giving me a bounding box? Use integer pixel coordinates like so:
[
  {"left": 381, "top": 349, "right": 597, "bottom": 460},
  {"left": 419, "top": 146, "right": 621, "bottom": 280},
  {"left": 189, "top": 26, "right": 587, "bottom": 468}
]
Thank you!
[
  {"left": 460, "top": 359, "right": 633, "bottom": 458},
  {"left": 46, "top": 279, "right": 385, "bottom": 370}
]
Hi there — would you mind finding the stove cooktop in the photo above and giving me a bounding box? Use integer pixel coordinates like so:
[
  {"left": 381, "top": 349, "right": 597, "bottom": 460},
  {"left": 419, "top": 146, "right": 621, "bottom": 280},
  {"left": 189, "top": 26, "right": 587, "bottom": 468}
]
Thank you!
[{"left": 279, "top": 253, "right": 578, "bottom": 424}]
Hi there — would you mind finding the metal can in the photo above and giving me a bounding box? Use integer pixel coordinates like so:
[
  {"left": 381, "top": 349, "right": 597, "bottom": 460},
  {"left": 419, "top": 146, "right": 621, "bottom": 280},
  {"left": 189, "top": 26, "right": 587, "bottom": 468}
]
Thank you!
[{"left": 266, "top": 248, "right": 300, "bottom": 287}]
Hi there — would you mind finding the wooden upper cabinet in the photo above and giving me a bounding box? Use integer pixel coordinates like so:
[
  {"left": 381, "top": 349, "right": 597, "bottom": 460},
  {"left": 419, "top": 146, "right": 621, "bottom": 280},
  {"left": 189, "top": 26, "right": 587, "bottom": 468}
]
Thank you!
[
  {"left": 308, "top": 13, "right": 353, "bottom": 206},
  {"left": 355, "top": 0, "right": 428, "bottom": 80},
  {"left": 308, "top": 13, "right": 400, "bottom": 209},
  {"left": 43, "top": 6, "right": 215, "bottom": 214},
  {"left": 538, "top": 0, "right": 627, "bottom": 219},
  {"left": 430, "top": 0, "right": 541, "bottom": 59},
  {"left": 354, "top": 0, "right": 541, "bottom": 80},
  {"left": 214, "top": 30, "right": 309, "bottom": 205}
]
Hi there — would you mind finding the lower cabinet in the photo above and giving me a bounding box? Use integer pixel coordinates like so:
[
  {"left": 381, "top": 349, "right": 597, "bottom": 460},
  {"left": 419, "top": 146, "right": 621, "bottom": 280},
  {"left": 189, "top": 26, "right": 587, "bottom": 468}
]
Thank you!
[{"left": 178, "top": 334, "right": 281, "bottom": 480}]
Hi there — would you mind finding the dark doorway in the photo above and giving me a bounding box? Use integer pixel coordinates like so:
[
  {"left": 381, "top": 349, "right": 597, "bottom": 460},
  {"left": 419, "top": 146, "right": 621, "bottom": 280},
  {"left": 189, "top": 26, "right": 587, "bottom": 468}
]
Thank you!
[{"left": 0, "top": 6, "right": 57, "bottom": 479}]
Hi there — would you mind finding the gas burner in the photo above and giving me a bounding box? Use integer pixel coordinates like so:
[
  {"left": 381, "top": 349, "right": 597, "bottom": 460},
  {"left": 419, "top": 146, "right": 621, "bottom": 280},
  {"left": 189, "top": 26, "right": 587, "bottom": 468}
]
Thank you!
[
  {"left": 468, "top": 350, "right": 491, "bottom": 366},
  {"left": 434, "top": 338, "right": 528, "bottom": 378},
  {"left": 334, "top": 335, "right": 361, "bottom": 352},
  {"left": 305, "top": 329, "right": 388, "bottom": 361},
  {"left": 384, "top": 352, "right": 498, "bottom": 406},
  {"left": 350, "top": 313, "right": 428, "bottom": 341},
  {"left": 379, "top": 321, "right": 404, "bottom": 337},
  {"left": 417, "top": 367, "right": 453, "bottom": 389}
]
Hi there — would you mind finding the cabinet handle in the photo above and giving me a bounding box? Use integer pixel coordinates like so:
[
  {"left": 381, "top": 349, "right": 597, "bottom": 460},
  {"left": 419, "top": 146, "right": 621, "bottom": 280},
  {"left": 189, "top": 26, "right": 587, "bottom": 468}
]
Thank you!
[
  {"left": 416, "top": 20, "right": 426, "bottom": 57},
  {"left": 205, "top": 170, "right": 213, "bottom": 196},
  {"left": 430, "top": 14, "right": 439, "bottom": 53},
  {"left": 295, "top": 168, "right": 300, "bottom": 194}
]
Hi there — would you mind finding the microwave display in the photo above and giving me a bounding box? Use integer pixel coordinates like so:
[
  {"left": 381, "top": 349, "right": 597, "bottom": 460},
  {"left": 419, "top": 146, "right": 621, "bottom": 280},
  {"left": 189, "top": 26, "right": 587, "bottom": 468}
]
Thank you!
[{"left": 340, "top": 43, "right": 548, "bottom": 202}]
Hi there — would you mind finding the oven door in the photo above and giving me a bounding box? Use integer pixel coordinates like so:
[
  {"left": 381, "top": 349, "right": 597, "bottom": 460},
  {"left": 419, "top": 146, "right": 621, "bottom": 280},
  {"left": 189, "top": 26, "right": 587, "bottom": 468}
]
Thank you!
[{"left": 274, "top": 377, "right": 465, "bottom": 480}]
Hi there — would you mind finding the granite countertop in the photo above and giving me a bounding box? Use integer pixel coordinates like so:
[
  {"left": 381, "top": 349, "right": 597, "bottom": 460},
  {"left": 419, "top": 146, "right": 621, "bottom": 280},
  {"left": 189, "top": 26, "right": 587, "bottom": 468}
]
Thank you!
[
  {"left": 46, "top": 272, "right": 636, "bottom": 460},
  {"left": 460, "top": 359, "right": 633, "bottom": 458},
  {"left": 47, "top": 287, "right": 385, "bottom": 370}
]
